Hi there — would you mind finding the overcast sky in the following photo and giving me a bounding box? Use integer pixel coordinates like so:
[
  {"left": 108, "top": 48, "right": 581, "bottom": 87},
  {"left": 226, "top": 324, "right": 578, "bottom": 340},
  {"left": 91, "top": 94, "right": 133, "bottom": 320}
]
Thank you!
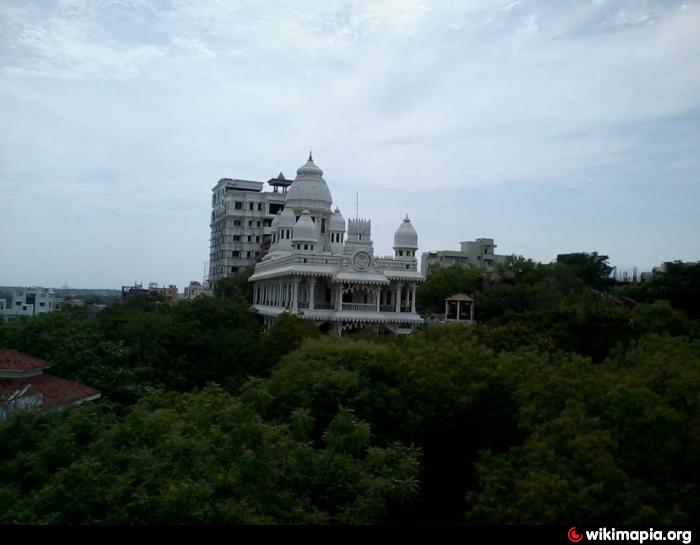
[{"left": 1, "top": 0, "right": 699, "bottom": 289}]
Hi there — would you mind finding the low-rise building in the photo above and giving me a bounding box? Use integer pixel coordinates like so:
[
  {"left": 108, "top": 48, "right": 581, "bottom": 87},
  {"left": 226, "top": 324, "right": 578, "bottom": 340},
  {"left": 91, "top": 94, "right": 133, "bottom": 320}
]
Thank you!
[
  {"left": 121, "top": 283, "right": 149, "bottom": 300},
  {"left": 184, "top": 281, "right": 210, "bottom": 300},
  {"left": 148, "top": 283, "right": 179, "bottom": 302},
  {"left": 0, "top": 287, "right": 58, "bottom": 321},
  {"left": 421, "top": 238, "right": 507, "bottom": 275},
  {"left": 0, "top": 350, "right": 101, "bottom": 421}
]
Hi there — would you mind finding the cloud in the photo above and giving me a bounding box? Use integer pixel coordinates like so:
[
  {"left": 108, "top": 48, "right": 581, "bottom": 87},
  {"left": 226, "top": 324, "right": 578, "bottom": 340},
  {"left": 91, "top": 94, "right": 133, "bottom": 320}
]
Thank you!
[{"left": 0, "top": 0, "right": 698, "bottom": 287}]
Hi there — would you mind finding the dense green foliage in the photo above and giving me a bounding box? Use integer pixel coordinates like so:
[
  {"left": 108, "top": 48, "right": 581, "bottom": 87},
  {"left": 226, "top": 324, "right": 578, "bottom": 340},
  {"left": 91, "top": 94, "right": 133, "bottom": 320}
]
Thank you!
[
  {"left": 0, "top": 294, "right": 316, "bottom": 403},
  {"left": 620, "top": 261, "right": 700, "bottom": 319},
  {"left": 0, "top": 387, "right": 419, "bottom": 523},
  {"left": 415, "top": 265, "right": 481, "bottom": 315},
  {"left": 1, "top": 258, "right": 699, "bottom": 524},
  {"left": 556, "top": 252, "right": 615, "bottom": 290},
  {"left": 213, "top": 267, "right": 255, "bottom": 301}
]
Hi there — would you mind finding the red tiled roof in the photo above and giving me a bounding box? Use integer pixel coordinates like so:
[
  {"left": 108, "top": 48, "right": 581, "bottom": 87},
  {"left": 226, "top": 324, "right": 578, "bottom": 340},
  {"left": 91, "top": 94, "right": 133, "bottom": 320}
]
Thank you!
[
  {"left": 0, "top": 349, "right": 52, "bottom": 371},
  {"left": 0, "top": 374, "right": 100, "bottom": 409}
]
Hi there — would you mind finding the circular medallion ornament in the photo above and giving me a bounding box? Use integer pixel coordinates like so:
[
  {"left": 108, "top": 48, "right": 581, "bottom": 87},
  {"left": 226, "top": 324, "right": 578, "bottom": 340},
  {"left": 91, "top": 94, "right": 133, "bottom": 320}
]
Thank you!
[{"left": 353, "top": 251, "right": 371, "bottom": 271}]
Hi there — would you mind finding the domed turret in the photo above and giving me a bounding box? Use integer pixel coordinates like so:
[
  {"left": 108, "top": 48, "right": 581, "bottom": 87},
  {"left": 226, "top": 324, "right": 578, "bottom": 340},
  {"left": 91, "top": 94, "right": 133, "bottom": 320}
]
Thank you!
[
  {"left": 329, "top": 207, "right": 346, "bottom": 231},
  {"left": 276, "top": 207, "right": 296, "bottom": 249},
  {"left": 285, "top": 153, "right": 333, "bottom": 212},
  {"left": 292, "top": 210, "right": 318, "bottom": 251},
  {"left": 270, "top": 211, "right": 281, "bottom": 245},
  {"left": 393, "top": 215, "right": 418, "bottom": 259},
  {"left": 329, "top": 206, "right": 346, "bottom": 252}
]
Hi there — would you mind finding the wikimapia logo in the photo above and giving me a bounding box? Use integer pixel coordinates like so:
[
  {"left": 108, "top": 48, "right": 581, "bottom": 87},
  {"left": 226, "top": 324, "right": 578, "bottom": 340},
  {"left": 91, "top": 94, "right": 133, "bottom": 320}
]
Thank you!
[
  {"left": 567, "top": 527, "right": 693, "bottom": 544},
  {"left": 569, "top": 527, "right": 584, "bottom": 542}
]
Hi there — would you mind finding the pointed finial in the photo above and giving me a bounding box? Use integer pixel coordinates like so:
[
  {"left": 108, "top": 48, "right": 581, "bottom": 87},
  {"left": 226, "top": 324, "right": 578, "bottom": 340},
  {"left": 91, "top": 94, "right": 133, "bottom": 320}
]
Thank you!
[
  {"left": 308, "top": 148, "right": 313, "bottom": 162},
  {"left": 404, "top": 214, "right": 410, "bottom": 222}
]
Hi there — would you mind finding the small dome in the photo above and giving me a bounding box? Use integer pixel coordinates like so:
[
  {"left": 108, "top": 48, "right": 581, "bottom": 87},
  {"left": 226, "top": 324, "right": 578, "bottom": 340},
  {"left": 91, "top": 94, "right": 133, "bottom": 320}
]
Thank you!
[
  {"left": 292, "top": 210, "right": 318, "bottom": 243},
  {"left": 270, "top": 211, "right": 281, "bottom": 229},
  {"left": 393, "top": 214, "right": 418, "bottom": 249},
  {"left": 329, "top": 206, "right": 346, "bottom": 232},
  {"left": 278, "top": 206, "right": 296, "bottom": 228},
  {"left": 296, "top": 153, "right": 323, "bottom": 178},
  {"left": 286, "top": 153, "right": 333, "bottom": 210}
]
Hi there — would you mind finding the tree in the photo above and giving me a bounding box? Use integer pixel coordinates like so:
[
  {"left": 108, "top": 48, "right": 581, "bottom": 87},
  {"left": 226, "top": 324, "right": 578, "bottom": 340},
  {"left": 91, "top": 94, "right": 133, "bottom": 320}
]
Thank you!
[
  {"left": 214, "top": 267, "right": 255, "bottom": 301},
  {"left": 466, "top": 335, "right": 700, "bottom": 524},
  {"left": 621, "top": 261, "right": 700, "bottom": 320},
  {"left": 497, "top": 255, "right": 539, "bottom": 280},
  {"left": 416, "top": 265, "right": 482, "bottom": 315},
  {"left": 0, "top": 386, "right": 421, "bottom": 524},
  {"left": 556, "top": 252, "right": 614, "bottom": 290}
]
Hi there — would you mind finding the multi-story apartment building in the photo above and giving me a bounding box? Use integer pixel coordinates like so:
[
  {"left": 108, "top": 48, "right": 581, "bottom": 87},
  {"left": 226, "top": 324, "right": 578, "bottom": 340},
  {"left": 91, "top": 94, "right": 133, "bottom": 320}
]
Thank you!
[
  {"left": 209, "top": 174, "right": 290, "bottom": 285},
  {"left": 421, "top": 238, "right": 506, "bottom": 276}
]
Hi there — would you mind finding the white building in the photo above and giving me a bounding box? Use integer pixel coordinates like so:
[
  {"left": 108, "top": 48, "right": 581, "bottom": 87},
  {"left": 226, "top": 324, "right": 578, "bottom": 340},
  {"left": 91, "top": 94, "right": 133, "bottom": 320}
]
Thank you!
[
  {"left": 249, "top": 154, "right": 425, "bottom": 335},
  {"left": 421, "top": 238, "right": 507, "bottom": 275},
  {"left": 184, "top": 281, "right": 210, "bottom": 300},
  {"left": 0, "top": 288, "right": 58, "bottom": 321},
  {"left": 209, "top": 174, "right": 289, "bottom": 284}
]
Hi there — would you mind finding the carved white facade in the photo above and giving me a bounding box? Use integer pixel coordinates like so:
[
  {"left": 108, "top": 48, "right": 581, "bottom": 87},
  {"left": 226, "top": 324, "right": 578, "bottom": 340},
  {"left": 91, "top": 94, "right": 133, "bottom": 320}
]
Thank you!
[{"left": 249, "top": 154, "right": 425, "bottom": 335}]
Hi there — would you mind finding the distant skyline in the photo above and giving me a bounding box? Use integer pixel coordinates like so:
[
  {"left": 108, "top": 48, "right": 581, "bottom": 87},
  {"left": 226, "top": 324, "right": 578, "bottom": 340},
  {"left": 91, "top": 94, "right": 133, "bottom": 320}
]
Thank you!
[{"left": 1, "top": 0, "right": 699, "bottom": 289}]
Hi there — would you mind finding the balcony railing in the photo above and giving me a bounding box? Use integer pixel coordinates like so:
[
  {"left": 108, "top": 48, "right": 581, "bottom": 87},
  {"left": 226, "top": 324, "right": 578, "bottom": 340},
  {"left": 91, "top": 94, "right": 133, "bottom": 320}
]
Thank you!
[
  {"left": 380, "top": 305, "right": 395, "bottom": 312},
  {"left": 314, "top": 303, "right": 334, "bottom": 310},
  {"left": 298, "top": 302, "right": 309, "bottom": 309},
  {"left": 401, "top": 306, "right": 413, "bottom": 313},
  {"left": 342, "top": 303, "right": 377, "bottom": 312}
]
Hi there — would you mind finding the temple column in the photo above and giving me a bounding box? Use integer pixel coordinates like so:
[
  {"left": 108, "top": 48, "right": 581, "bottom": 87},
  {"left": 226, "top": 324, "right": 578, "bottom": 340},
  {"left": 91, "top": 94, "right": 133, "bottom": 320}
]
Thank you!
[
  {"left": 309, "top": 278, "right": 316, "bottom": 310},
  {"left": 411, "top": 284, "right": 417, "bottom": 313},
  {"left": 335, "top": 284, "right": 343, "bottom": 311},
  {"left": 395, "top": 283, "right": 403, "bottom": 313},
  {"left": 445, "top": 299, "right": 449, "bottom": 320},
  {"left": 292, "top": 278, "right": 300, "bottom": 311},
  {"left": 376, "top": 287, "right": 381, "bottom": 312}
]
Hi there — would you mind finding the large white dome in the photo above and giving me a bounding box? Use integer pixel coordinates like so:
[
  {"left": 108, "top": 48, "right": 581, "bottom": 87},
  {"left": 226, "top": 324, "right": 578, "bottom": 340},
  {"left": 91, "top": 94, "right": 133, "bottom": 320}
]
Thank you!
[
  {"left": 292, "top": 210, "right": 319, "bottom": 243},
  {"left": 285, "top": 153, "right": 333, "bottom": 211},
  {"left": 393, "top": 215, "right": 418, "bottom": 249}
]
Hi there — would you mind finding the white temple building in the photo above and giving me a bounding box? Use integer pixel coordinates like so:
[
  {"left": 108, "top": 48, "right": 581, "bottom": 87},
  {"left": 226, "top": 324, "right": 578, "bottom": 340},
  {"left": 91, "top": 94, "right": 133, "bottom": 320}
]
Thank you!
[{"left": 249, "top": 153, "right": 425, "bottom": 335}]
